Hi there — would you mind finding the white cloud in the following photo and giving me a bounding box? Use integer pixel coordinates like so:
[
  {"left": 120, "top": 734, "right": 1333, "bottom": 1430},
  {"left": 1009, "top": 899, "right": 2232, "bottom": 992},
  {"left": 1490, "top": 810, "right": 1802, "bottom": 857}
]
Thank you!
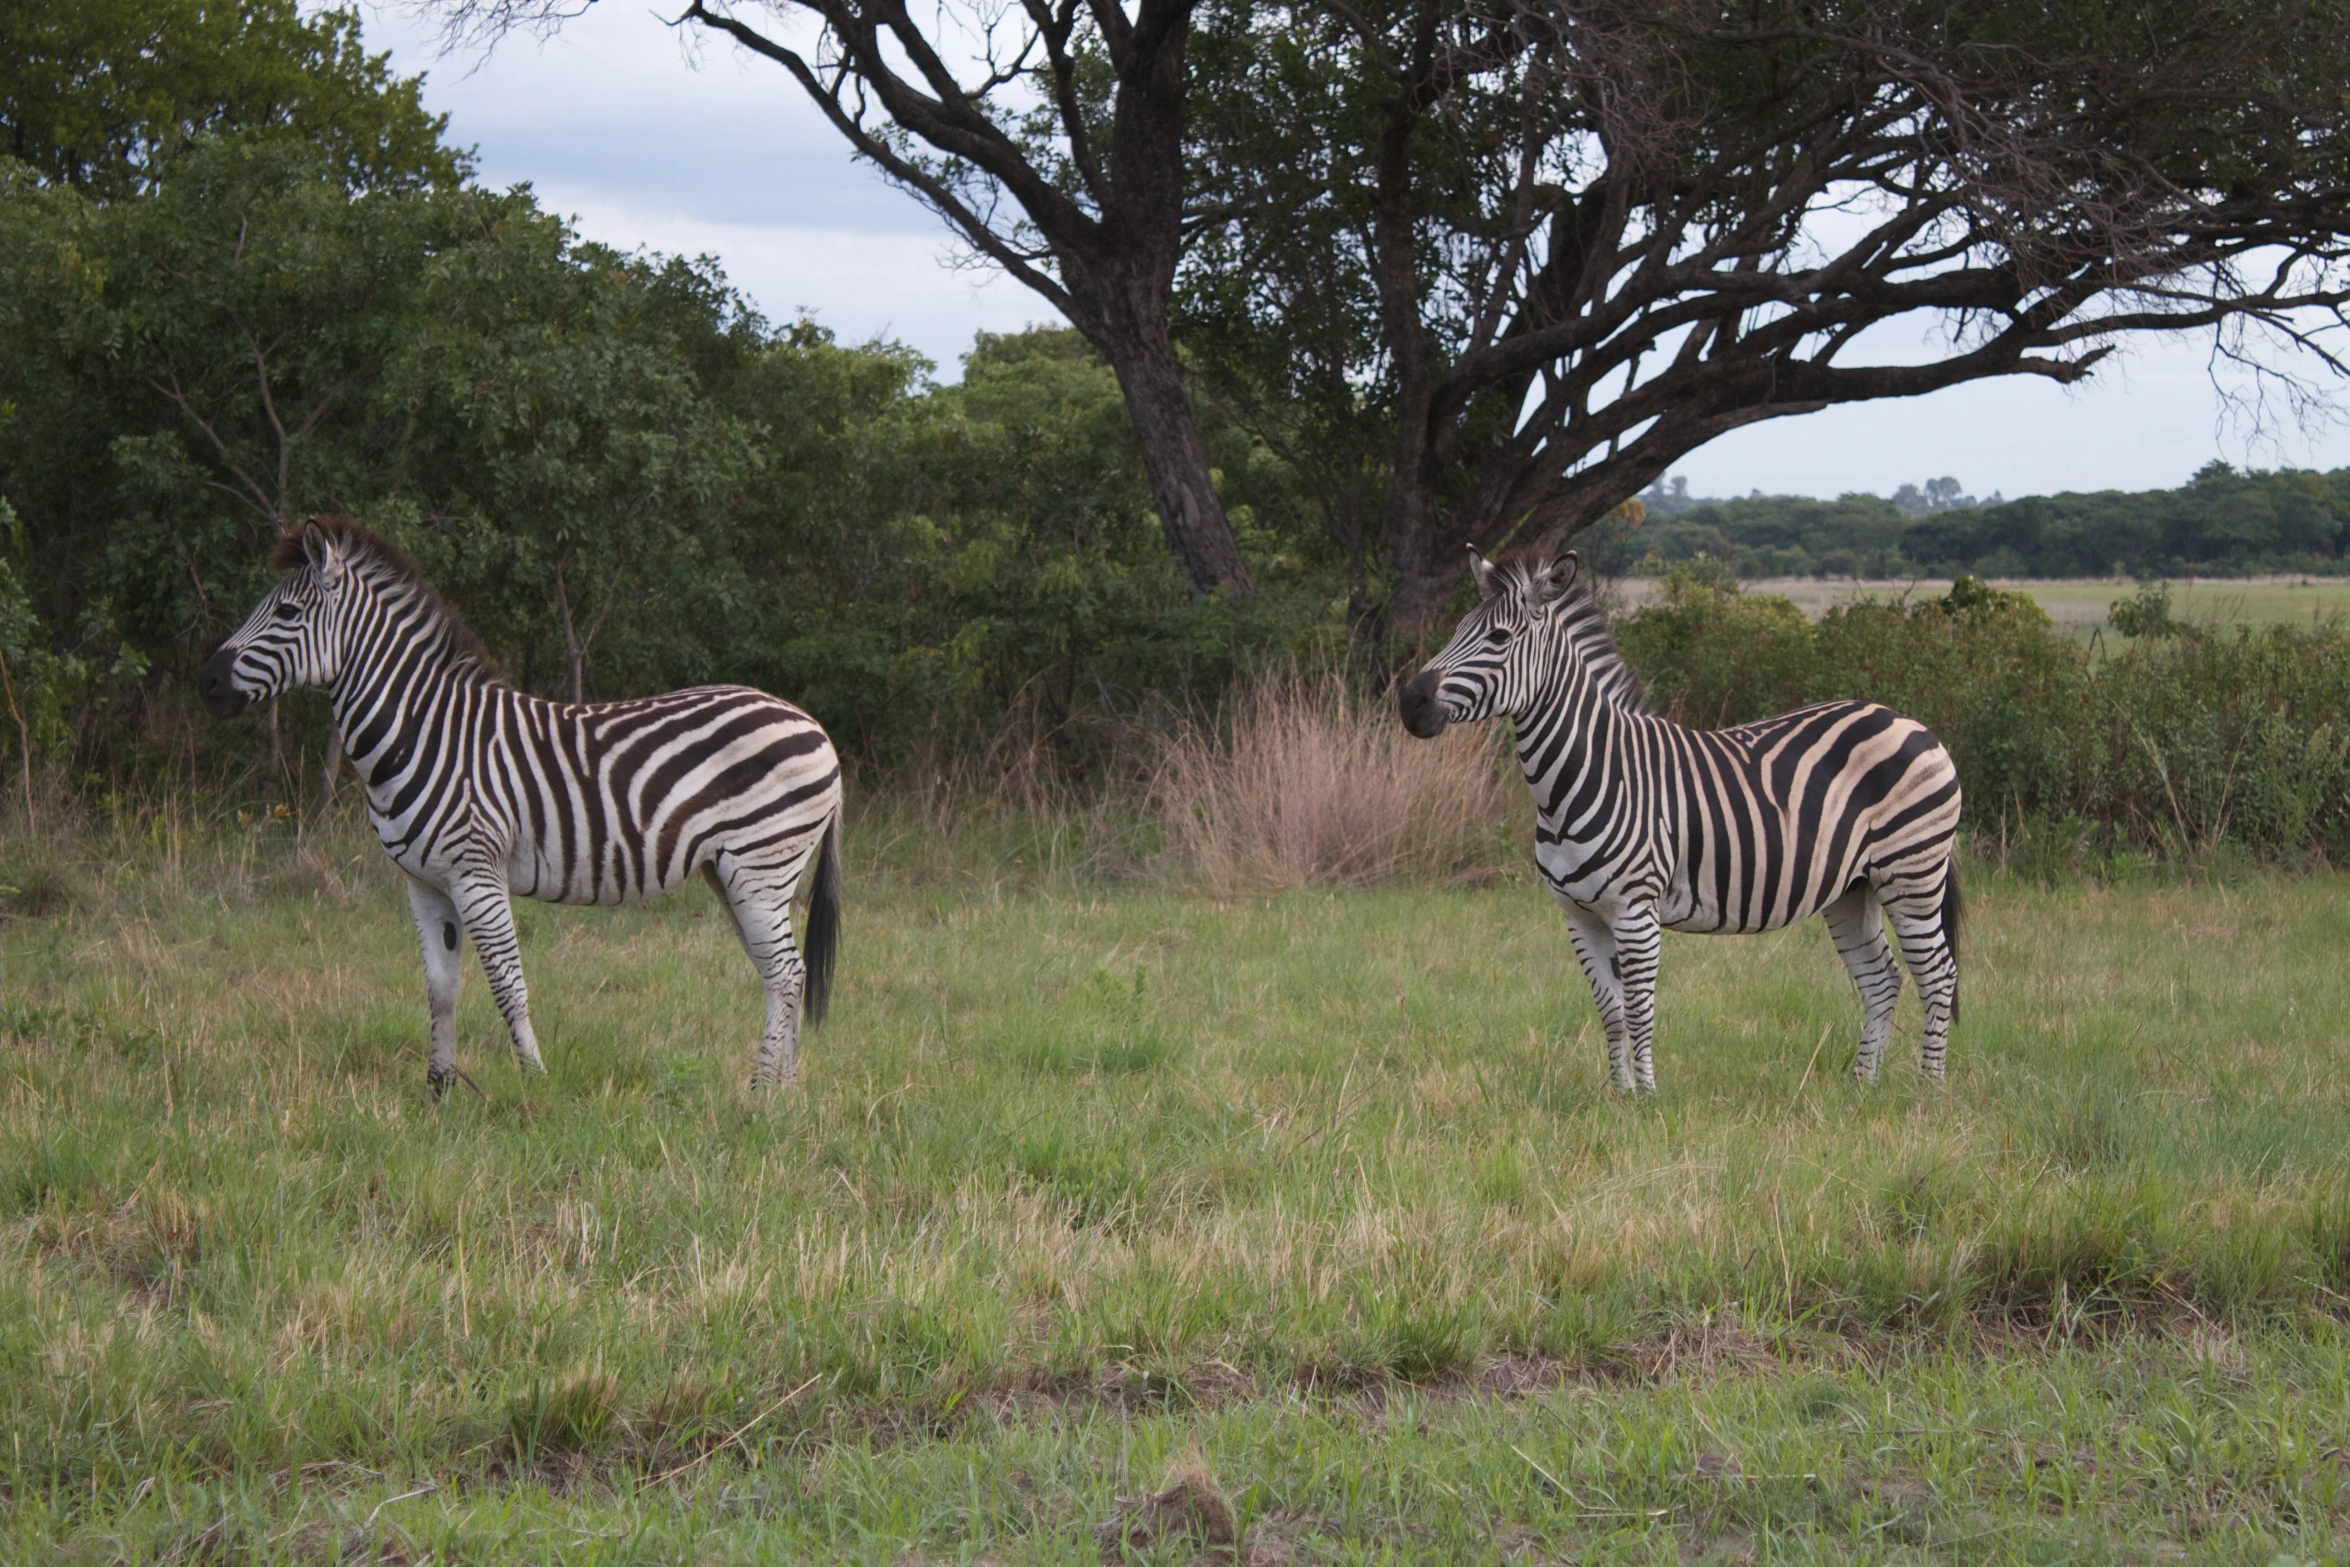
[
  {"left": 366, "top": 2, "right": 1068, "bottom": 371},
  {"left": 533, "top": 185, "right": 1059, "bottom": 370}
]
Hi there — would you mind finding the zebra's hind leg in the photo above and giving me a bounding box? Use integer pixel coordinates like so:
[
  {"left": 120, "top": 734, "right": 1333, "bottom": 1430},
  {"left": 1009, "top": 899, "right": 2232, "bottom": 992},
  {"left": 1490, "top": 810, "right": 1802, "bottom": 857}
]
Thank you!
[
  {"left": 703, "top": 853, "right": 809, "bottom": 1088},
  {"left": 1882, "top": 868, "right": 1960, "bottom": 1079},
  {"left": 451, "top": 873, "right": 546, "bottom": 1077},
  {"left": 1823, "top": 883, "right": 1902, "bottom": 1084},
  {"left": 405, "top": 876, "right": 464, "bottom": 1096}
]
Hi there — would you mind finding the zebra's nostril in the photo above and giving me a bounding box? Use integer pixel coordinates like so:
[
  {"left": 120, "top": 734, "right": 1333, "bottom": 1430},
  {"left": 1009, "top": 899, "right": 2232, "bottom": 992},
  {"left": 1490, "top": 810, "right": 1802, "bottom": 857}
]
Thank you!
[{"left": 1397, "top": 673, "right": 1448, "bottom": 737}]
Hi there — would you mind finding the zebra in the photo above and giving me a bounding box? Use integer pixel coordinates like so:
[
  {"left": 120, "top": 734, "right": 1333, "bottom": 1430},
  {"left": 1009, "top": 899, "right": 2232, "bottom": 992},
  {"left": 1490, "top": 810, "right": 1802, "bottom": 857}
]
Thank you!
[
  {"left": 1397, "top": 547, "right": 1962, "bottom": 1093},
  {"left": 198, "top": 517, "right": 843, "bottom": 1091}
]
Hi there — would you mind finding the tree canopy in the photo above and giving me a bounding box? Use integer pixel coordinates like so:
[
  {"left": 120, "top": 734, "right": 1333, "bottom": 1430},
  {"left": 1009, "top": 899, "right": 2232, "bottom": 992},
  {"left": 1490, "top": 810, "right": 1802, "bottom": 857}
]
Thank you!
[
  {"left": 425, "top": 0, "right": 2350, "bottom": 639},
  {"left": 1, "top": 0, "right": 462, "bottom": 195},
  {"left": 1181, "top": 0, "right": 2350, "bottom": 633}
]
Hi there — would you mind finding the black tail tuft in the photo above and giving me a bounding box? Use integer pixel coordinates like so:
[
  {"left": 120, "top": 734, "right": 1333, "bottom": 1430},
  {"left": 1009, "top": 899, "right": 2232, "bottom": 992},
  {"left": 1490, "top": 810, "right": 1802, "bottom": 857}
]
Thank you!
[
  {"left": 1942, "top": 853, "right": 1963, "bottom": 1024},
  {"left": 802, "top": 817, "right": 842, "bottom": 1029}
]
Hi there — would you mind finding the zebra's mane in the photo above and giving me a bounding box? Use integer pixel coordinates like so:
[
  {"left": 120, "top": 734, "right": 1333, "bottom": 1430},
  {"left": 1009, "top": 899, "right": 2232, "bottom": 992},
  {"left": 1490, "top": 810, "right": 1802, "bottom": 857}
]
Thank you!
[
  {"left": 271, "top": 517, "right": 497, "bottom": 678},
  {"left": 1491, "top": 548, "right": 1651, "bottom": 716}
]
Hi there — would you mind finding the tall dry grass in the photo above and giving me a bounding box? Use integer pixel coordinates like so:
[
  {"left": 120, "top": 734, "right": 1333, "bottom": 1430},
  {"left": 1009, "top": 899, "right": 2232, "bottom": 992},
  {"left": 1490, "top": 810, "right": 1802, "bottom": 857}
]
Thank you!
[{"left": 1153, "top": 669, "right": 1525, "bottom": 894}]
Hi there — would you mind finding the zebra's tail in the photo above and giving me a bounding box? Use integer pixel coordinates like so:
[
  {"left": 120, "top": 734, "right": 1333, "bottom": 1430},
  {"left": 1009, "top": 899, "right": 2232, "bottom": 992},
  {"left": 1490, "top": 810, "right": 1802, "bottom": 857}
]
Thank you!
[
  {"left": 803, "top": 814, "right": 843, "bottom": 1030},
  {"left": 1941, "top": 852, "right": 1963, "bottom": 1025}
]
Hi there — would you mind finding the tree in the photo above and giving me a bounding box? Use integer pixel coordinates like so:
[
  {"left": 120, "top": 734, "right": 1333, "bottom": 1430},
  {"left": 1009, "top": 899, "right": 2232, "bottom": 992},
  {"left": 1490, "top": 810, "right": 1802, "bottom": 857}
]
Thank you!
[
  {"left": 1, "top": 0, "right": 461, "bottom": 196},
  {"left": 0, "top": 139, "right": 446, "bottom": 666},
  {"left": 434, "top": 0, "right": 1256, "bottom": 601},
  {"left": 0, "top": 133, "right": 769, "bottom": 724},
  {"left": 1182, "top": 0, "right": 2350, "bottom": 638},
  {"left": 381, "top": 228, "right": 769, "bottom": 703}
]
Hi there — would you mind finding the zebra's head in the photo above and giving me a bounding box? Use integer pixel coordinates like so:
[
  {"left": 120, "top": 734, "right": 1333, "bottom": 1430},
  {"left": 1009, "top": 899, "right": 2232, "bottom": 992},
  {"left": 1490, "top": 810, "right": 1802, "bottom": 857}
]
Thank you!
[
  {"left": 198, "top": 522, "right": 354, "bottom": 718},
  {"left": 1397, "top": 547, "right": 1580, "bottom": 738}
]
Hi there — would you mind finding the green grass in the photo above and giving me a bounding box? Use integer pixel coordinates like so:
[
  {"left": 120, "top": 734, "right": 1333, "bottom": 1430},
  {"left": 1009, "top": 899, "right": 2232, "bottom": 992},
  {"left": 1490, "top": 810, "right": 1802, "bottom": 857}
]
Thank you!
[
  {"left": 2, "top": 812, "right": 2349, "bottom": 1561},
  {"left": 2025, "top": 577, "right": 2350, "bottom": 632}
]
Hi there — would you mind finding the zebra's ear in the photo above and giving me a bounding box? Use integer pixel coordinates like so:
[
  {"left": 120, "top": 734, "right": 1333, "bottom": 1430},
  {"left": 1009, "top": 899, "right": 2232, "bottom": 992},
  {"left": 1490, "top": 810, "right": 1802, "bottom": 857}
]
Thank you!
[
  {"left": 1467, "top": 547, "right": 1501, "bottom": 601},
  {"left": 301, "top": 521, "right": 347, "bottom": 592},
  {"left": 1551, "top": 550, "right": 1581, "bottom": 599},
  {"left": 1531, "top": 549, "right": 1580, "bottom": 607}
]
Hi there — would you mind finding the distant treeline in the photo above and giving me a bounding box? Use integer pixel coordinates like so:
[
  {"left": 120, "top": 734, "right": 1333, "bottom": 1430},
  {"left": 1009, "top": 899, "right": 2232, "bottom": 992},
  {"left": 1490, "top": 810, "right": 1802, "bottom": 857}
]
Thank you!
[{"left": 1604, "top": 464, "right": 2350, "bottom": 580}]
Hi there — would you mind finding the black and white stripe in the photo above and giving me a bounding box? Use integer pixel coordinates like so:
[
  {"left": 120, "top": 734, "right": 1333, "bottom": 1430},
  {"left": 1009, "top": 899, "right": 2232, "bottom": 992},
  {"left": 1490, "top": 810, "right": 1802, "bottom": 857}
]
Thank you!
[
  {"left": 1398, "top": 548, "right": 1961, "bottom": 1092},
  {"left": 200, "top": 518, "right": 843, "bottom": 1089}
]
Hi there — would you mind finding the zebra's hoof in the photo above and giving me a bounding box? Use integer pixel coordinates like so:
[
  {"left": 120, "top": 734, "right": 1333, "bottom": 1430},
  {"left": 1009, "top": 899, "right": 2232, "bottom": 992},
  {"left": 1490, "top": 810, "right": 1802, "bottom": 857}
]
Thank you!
[{"left": 426, "top": 1067, "right": 455, "bottom": 1100}]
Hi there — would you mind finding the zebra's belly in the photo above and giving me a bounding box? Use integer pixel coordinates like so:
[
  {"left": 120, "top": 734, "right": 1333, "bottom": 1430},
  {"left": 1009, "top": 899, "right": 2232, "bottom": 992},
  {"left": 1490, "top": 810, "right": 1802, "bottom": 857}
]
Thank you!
[
  {"left": 507, "top": 841, "right": 694, "bottom": 906},
  {"left": 1659, "top": 866, "right": 1851, "bottom": 935},
  {"left": 1661, "top": 904, "right": 1787, "bottom": 936}
]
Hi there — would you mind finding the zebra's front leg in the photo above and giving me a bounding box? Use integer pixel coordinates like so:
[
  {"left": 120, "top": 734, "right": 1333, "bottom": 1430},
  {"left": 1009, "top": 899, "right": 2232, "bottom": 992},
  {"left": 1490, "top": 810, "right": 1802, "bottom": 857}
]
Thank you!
[
  {"left": 450, "top": 873, "right": 546, "bottom": 1076},
  {"left": 1611, "top": 906, "right": 1664, "bottom": 1094},
  {"left": 405, "top": 876, "right": 464, "bottom": 1096},
  {"left": 1559, "top": 900, "right": 1638, "bottom": 1094}
]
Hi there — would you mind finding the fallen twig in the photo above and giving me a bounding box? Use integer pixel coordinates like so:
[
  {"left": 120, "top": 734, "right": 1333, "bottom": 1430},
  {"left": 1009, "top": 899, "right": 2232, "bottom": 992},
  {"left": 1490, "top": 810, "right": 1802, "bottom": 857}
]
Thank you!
[{"left": 364, "top": 1483, "right": 439, "bottom": 1529}]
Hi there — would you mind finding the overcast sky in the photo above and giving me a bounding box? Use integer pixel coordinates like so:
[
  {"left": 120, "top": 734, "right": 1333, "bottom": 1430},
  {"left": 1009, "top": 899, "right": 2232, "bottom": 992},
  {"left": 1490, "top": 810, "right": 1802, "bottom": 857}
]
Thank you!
[{"left": 363, "top": 1, "right": 2350, "bottom": 501}]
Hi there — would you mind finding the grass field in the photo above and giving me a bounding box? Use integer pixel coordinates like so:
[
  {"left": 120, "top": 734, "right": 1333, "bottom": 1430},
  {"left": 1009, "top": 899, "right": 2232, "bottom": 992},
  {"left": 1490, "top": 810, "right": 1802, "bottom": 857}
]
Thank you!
[
  {"left": 3, "top": 813, "right": 2350, "bottom": 1562},
  {"left": 1619, "top": 574, "right": 2350, "bottom": 641}
]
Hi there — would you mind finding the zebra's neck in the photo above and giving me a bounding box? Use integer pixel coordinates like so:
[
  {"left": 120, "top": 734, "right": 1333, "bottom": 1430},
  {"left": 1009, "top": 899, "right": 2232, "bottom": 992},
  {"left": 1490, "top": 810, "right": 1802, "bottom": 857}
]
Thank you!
[
  {"left": 327, "top": 575, "right": 501, "bottom": 770},
  {"left": 1515, "top": 626, "right": 1652, "bottom": 816}
]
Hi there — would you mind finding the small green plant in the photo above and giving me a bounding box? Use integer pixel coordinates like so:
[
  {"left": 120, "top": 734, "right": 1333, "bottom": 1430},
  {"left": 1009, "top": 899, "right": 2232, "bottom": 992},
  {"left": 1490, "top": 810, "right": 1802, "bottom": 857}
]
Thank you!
[{"left": 2110, "top": 579, "right": 2178, "bottom": 638}]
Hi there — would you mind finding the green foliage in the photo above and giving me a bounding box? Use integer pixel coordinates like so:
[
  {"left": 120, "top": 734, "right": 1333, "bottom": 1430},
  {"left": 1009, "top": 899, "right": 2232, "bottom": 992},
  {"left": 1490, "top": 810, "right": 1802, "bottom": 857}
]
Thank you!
[
  {"left": 377, "top": 208, "right": 769, "bottom": 703},
  {"left": 2109, "top": 580, "right": 2177, "bottom": 639},
  {"left": 1616, "top": 577, "right": 2350, "bottom": 860},
  {"left": 1620, "top": 493, "right": 1918, "bottom": 579},
  {"left": 0, "top": 0, "right": 461, "bottom": 196},
  {"left": 1610, "top": 564, "right": 1813, "bottom": 729},
  {"left": 0, "top": 131, "right": 1331, "bottom": 780}
]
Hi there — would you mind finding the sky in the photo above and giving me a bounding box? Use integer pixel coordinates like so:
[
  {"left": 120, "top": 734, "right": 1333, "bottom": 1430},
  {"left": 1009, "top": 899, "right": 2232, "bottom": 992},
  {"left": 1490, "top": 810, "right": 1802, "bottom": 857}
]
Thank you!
[{"left": 361, "top": 1, "right": 2350, "bottom": 503}]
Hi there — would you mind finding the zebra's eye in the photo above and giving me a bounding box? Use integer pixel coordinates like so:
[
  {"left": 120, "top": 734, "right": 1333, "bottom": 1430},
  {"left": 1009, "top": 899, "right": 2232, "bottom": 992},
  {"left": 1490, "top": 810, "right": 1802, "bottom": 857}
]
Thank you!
[
  {"left": 274, "top": 601, "right": 303, "bottom": 622},
  {"left": 1484, "top": 626, "right": 1509, "bottom": 648}
]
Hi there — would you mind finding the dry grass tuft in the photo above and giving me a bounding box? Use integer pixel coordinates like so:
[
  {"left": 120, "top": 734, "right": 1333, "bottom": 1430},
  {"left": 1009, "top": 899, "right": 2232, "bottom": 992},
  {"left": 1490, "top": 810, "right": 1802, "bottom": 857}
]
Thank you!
[
  {"left": 1153, "top": 670, "right": 1524, "bottom": 893},
  {"left": 1096, "top": 1449, "right": 1242, "bottom": 1559}
]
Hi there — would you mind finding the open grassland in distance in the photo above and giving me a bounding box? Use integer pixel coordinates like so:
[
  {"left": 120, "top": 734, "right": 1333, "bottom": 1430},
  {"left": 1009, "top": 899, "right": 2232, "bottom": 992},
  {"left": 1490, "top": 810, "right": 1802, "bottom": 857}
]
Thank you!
[
  {"left": 1, "top": 813, "right": 2348, "bottom": 1562},
  {"left": 1617, "top": 573, "right": 2350, "bottom": 641}
]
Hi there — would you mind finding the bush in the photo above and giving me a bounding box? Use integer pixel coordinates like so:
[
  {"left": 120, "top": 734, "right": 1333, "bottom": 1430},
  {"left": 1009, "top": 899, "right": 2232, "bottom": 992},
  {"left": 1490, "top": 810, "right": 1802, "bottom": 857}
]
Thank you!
[
  {"left": 1613, "top": 576, "right": 2350, "bottom": 862},
  {"left": 1153, "top": 669, "right": 1523, "bottom": 893}
]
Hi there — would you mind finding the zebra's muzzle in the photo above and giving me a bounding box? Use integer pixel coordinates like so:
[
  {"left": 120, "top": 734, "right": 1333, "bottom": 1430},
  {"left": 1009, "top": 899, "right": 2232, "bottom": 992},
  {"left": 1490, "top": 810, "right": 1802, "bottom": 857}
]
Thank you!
[
  {"left": 197, "top": 647, "right": 255, "bottom": 719},
  {"left": 1397, "top": 671, "right": 1450, "bottom": 739}
]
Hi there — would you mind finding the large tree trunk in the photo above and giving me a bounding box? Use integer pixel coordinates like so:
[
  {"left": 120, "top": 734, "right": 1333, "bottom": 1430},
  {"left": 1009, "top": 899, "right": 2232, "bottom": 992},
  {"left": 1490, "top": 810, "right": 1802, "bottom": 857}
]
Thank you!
[
  {"left": 1056, "top": 11, "right": 1255, "bottom": 604},
  {"left": 662, "top": 0, "right": 1257, "bottom": 600},
  {"left": 1091, "top": 307, "right": 1254, "bottom": 598},
  {"left": 1382, "top": 523, "right": 1461, "bottom": 649}
]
